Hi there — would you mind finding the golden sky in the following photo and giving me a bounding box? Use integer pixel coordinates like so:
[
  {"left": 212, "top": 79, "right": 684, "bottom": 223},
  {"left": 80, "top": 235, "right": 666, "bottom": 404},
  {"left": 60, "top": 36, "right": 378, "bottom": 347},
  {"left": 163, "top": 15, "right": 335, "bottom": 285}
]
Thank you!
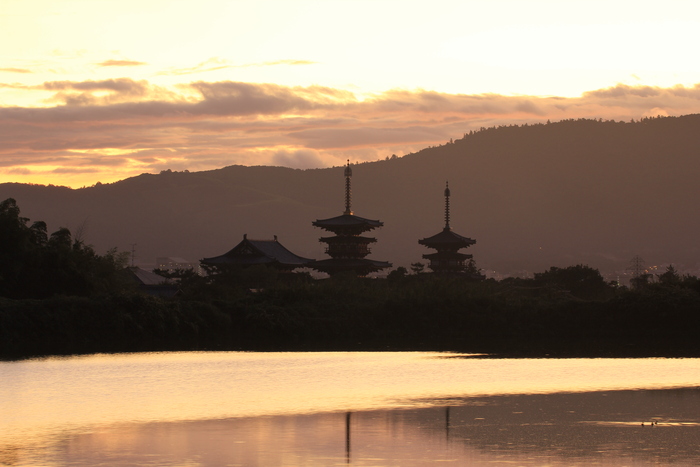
[{"left": 3, "top": 0, "right": 700, "bottom": 187}]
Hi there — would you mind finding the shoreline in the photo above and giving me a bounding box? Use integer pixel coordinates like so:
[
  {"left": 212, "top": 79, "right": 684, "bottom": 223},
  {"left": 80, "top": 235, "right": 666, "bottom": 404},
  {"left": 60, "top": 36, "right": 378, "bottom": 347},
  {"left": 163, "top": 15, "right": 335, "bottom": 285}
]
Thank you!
[{"left": 3, "top": 276, "right": 699, "bottom": 361}]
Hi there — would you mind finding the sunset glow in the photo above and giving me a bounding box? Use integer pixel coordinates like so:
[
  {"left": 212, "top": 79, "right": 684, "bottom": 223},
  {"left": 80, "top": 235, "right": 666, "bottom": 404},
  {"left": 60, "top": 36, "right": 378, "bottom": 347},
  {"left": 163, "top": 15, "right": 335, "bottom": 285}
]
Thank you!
[{"left": 3, "top": 0, "right": 700, "bottom": 187}]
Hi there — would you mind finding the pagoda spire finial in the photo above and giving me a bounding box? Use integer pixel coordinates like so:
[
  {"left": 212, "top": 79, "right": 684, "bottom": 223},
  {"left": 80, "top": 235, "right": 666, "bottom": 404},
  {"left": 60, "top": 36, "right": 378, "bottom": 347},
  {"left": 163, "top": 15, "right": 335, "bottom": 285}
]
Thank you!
[
  {"left": 444, "top": 181, "right": 451, "bottom": 230},
  {"left": 343, "top": 159, "right": 353, "bottom": 215}
]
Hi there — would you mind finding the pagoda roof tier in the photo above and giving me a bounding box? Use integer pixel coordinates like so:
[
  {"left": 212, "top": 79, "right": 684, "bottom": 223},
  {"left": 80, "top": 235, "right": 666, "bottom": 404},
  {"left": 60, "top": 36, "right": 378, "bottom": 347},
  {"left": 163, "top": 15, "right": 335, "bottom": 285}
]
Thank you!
[
  {"left": 418, "top": 228, "right": 476, "bottom": 249},
  {"left": 319, "top": 235, "right": 377, "bottom": 244},
  {"left": 313, "top": 214, "right": 383, "bottom": 235},
  {"left": 308, "top": 258, "right": 392, "bottom": 276},
  {"left": 201, "top": 235, "right": 314, "bottom": 269},
  {"left": 422, "top": 251, "right": 472, "bottom": 261}
]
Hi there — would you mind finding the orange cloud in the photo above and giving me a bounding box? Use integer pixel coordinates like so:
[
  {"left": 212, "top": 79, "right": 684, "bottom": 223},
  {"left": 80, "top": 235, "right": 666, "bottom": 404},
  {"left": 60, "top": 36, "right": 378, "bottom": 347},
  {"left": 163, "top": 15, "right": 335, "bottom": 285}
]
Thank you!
[
  {"left": 0, "top": 67, "right": 32, "bottom": 74},
  {"left": 260, "top": 59, "right": 316, "bottom": 66},
  {"left": 271, "top": 148, "right": 327, "bottom": 169},
  {"left": 159, "top": 58, "right": 317, "bottom": 76},
  {"left": 40, "top": 78, "right": 175, "bottom": 106},
  {"left": 95, "top": 60, "right": 147, "bottom": 67},
  {"left": 2, "top": 80, "right": 700, "bottom": 187},
  {"left": 0, "top": 83, "right": 32, "bottom": 89}
]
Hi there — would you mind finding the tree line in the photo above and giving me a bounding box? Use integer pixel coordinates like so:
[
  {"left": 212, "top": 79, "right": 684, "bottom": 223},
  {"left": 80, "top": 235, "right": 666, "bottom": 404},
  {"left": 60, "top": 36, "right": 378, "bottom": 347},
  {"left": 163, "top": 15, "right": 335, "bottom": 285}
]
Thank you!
[
  {"left": 1, "top": 198, "right": 699, "bottom": 359},
  {"left": 0, "top": 198, "right": 132, "bottom": 299}
]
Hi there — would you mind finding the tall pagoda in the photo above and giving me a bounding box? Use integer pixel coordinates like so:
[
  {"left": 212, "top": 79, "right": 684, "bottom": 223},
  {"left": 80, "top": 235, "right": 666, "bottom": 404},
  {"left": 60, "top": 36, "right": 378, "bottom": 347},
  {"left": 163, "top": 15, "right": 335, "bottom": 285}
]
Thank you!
[
  {"left": 308, "top": 161, "right": 391, "bottom": 277},
  {"left": 418, "top": 182, "right": 480, "bottom": 276}
]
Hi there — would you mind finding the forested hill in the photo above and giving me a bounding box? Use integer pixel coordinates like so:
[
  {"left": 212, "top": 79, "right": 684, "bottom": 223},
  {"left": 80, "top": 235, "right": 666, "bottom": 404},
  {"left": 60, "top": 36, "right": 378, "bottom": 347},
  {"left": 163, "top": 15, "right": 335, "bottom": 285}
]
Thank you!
[{"left": 3, "top": 115, "right": 700, "bottom": 276}]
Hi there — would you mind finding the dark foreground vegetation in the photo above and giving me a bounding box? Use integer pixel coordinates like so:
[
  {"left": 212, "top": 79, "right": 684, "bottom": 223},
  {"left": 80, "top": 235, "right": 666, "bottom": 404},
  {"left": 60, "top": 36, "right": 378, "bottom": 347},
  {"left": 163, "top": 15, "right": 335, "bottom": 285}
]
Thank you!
[{"left": 2, "top": 198, "right": 700, "bottom": 359}]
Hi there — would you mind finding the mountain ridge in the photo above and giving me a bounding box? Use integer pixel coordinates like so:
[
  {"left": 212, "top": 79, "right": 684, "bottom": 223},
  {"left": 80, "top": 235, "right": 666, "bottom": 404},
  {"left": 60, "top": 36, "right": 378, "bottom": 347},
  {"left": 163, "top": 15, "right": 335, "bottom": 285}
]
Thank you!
[{"left": 3, "top": 115, "right": 700, "bottom": 277}]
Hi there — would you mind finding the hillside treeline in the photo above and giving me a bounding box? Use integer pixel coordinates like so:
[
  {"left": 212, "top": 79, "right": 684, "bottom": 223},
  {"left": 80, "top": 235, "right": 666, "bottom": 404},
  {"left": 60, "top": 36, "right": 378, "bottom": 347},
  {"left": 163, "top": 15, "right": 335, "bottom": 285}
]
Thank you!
[
  {"left": 1, "top": 199, "right": 700, "bottom": 359},
  {"left": 4, "top": 114, "right": 700, "bottom": 276}
]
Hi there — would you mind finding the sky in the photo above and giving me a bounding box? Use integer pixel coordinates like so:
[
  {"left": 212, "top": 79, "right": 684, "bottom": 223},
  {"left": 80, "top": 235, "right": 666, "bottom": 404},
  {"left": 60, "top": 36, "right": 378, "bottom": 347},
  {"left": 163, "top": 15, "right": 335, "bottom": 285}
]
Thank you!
[{"left": 3, "top": 0, "right": 700, "bottom": 188}]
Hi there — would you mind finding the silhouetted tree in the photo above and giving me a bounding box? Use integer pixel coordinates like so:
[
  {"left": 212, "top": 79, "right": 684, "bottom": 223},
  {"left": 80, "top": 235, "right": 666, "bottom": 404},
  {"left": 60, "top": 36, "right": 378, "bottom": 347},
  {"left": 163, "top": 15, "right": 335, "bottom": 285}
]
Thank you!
[
  {"left": 0, "top": 198, "right": 131, "bottom": 298},
  {"left": 658, "top": 265, "right": 681, "bottom": 285},
  {"left": 154, "top": 266, "right": 211, "bottom": 299},
  {"left": 387, "top": 266, "right": 408, "bottom": 281},
  {"left": 533, "top": 264, "right": 612, "bottom": 300},
  {"left": 630, "top": 273, "right": 652, "bottom": 290},
  {"left": 201, "top": 262, "right": 284, "bottom": 294}
]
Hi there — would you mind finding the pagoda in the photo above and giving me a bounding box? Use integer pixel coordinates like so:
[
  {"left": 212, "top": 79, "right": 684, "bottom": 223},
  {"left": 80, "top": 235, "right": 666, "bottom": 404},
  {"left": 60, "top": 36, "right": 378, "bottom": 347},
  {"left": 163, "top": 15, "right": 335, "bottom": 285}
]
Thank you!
[
  {"left": 418, "top": 182, "right": 480, "bottom": 276},
  {"left": 308, "top": 161, "right": 391, "bottom": 277}
]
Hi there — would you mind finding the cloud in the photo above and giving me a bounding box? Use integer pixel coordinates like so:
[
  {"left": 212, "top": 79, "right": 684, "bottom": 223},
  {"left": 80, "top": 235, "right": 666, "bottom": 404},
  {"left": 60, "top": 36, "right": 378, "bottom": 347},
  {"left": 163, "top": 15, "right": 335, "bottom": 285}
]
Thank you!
[
  {"left": 190, "top": 81, "right": 324, "bottom": 115},
  {"left": 582, "top": 83, "right": 700, "bottom": 103},
  {"left": 95, "top": 60, "right": 147, "bottom": 67},
  {"left": 34, "top": 78, "right": 180, "bottom": 107},
  {"left": 44, "top": 78, "right": 150, "bottom": 93},
  {"left": 6, "top": 167, "right": 33, "bottom": 175},
  {"left": 259, "top": 59, "right": 316, "bottom": 67},
  {"left": 51, "top": 167, "right": 101, "bottom": 174},
  {"left": 4, "top": 79, "right": 700, "bottom": 187},
  {"left": 643, "top": 107, "right": 669, "bottom": 117},
  {"left": 584, "top": 84, "right": 662, "bottom": 99},
  {"left": 42, "top": 78, "right": 152, "bottom": 104},
  {"left": 271, "top": 149, "right": 327, "bottom": 169},
  {"left": 0, "top": 67, "right": 32, "bottom": 74},
  {"left": 159, "top": 58, "right": 316, "bottom": 76},
  {"left": 162, "top": 57, "right": 231, "bottom": 76},
  {"left": 0, "top": 83, "right": 32, "bottom": 89},
  {"left": 289, "top": 126, "right": 450, "bottom": 149},
  {"left": 365, "top": 90, "right": 549, "bottom": 117}
]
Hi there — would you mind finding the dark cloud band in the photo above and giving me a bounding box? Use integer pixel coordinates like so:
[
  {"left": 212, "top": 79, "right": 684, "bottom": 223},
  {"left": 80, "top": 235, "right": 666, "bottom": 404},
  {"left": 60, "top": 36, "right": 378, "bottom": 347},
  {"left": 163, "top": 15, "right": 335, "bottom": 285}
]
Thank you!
[{"left": 1, "top": 79, "right": 698, "bottom": 184}]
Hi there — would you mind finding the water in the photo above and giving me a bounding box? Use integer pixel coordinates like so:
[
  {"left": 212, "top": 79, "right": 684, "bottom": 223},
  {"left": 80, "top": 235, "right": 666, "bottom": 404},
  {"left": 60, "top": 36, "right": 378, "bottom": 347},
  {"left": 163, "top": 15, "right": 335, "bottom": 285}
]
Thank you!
[{"left": 2, "top": 352, "right": 699, "bottom": 466}]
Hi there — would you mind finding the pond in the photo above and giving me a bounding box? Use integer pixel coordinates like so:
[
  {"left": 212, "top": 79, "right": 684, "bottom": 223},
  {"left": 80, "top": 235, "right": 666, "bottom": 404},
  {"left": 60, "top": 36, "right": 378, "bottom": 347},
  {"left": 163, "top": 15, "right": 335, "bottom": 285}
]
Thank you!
[{"left": 2, "top": 352, "right": 699, "bottom": 466}]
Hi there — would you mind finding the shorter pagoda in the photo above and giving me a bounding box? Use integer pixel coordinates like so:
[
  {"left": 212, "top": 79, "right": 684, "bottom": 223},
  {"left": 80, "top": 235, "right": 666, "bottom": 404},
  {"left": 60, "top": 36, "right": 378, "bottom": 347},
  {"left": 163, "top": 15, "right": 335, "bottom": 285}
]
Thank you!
[
  {"left": 308, "top": 161, "right": 391, "bottom": 277},
  {"left": 418, "top": 182, "right": 481, "bottom": 277}
]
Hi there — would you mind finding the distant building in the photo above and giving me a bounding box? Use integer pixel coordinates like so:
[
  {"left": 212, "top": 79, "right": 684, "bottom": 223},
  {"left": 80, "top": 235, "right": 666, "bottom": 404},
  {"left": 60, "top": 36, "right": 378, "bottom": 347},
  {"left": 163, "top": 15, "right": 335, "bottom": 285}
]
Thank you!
[
  {"left": 418, "top": 182, "right": 482, "bottom": 278},
  {"left": 156, "top": 257, "right": 203, "bottom": 275},
  {"left": 125, "top": 266, "right": 178, "bottom": 298},
  {"left": 200, "top": 234, "right": 314, "bottom": 272},
  {"left": 308, "top": 161, "right": 391, "bottom": 277}
]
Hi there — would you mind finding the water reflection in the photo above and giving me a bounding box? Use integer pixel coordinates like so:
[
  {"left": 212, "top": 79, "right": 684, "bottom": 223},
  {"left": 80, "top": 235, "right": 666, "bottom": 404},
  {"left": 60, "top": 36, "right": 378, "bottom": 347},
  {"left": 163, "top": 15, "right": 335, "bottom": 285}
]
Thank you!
[
  {"left": 9, "top": 388, "right": 696, "bottom": 466},
  {"left": 2, "top": 352, "right": 700, "bottom": 466},
  {"left": 345, "top": 411, "right": 351, "bottom": 462}
]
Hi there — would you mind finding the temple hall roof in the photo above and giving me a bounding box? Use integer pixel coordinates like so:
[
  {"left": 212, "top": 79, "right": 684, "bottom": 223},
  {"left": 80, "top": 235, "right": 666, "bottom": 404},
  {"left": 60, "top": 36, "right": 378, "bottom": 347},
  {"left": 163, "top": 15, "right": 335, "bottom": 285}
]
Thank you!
[
  {"left": 201, "top": 235, "right": 314, "bottom": 268},
  {"left": 126, "top": 266, "right": 175, "bottom": 286},
  {"left": 125, "top": 266, "right": 178, "bottom": 298}
]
